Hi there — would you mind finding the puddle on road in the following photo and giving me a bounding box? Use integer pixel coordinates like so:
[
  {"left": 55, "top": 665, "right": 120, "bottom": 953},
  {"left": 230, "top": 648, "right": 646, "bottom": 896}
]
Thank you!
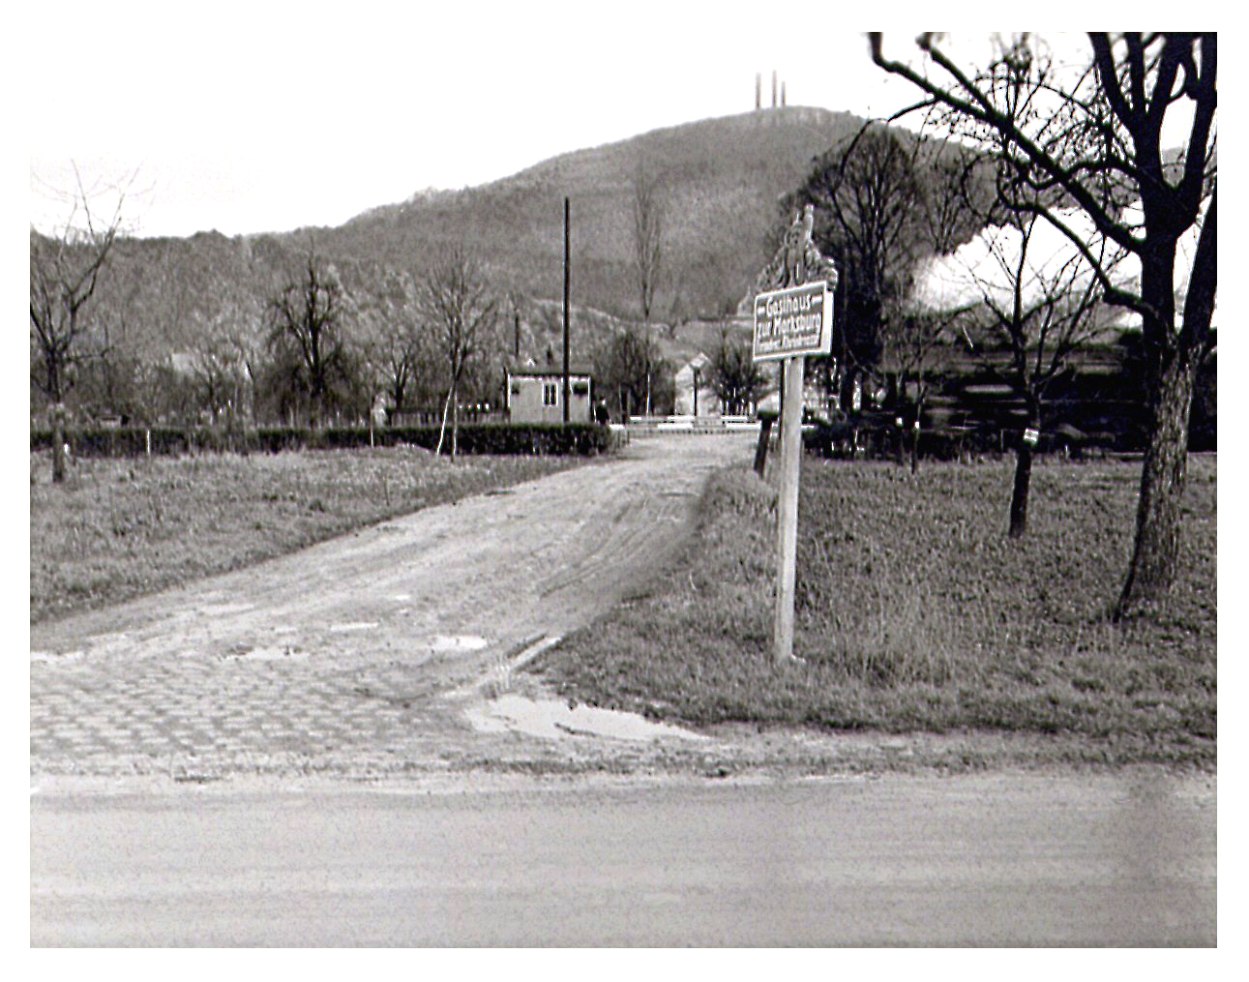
[
  {"left": 31, "top": 650, "right": 86, "bottom": 664},
  {"left": 329, "top": 621, "right": 380, "bottom": 633},
  {"left": 465, "top": 694, "right": 708, "bottom": 742},
  {"left": 431, "top": 635, "right": 489, "bottom": 652},
  {"left": 223, "top": 645, "right": 310, "bottom": 662}
]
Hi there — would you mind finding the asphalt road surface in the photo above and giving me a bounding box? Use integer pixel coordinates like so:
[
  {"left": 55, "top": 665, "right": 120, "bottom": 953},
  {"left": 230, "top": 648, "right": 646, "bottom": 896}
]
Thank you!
[{"left": 31, "top": 770, "right": 1215, "bottom": 946}]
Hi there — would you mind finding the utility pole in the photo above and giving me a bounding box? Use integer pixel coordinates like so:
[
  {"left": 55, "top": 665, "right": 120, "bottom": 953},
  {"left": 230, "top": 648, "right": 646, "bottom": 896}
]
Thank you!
[{"left": 562, "top": 196, "right": 571, "bottom": 423}]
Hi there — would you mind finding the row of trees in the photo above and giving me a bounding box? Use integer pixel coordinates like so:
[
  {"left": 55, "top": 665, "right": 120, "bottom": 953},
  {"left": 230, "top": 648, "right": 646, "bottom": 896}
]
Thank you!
[
  {"left": 30, "top": 203, "right": 716, "bottom": 470},
  {"left": 31, "top": 210, "right": 516, "bottom": 472}
]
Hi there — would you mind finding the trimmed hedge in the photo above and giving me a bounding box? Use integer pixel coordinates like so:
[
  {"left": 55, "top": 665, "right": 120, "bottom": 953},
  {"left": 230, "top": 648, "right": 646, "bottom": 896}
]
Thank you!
[{"left": 31, "top": 423, "right": 620, "bottom": 459}]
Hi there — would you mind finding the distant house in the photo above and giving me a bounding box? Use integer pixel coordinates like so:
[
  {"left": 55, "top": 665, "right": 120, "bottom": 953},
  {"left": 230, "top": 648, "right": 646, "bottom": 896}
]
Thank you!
[
  {"left": 506, "top": 361, "right": 594, "bottom": 424},
  {"left": 673, "top": 353, "right": 721, "bottom": 418}
]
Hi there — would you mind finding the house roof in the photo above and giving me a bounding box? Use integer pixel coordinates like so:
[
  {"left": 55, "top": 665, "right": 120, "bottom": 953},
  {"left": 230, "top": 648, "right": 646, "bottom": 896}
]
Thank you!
[
  {"left": 507, "top": 363, "right": 594, "bottom": 378},
  {"left": 676, "top": 352, "right": 710, "bottom": 372}
]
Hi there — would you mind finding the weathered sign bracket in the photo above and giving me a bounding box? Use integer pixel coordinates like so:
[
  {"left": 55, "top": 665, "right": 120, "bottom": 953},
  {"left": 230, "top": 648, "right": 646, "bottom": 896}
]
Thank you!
[{"left": 749, "top": 204, "right": 838, "bottom": 664}]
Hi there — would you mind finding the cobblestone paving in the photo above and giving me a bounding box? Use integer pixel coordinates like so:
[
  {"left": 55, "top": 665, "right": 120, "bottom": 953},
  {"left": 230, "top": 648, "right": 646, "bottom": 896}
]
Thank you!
[{"left": 31, "top": 644, "right": 468, "bottom": 775}]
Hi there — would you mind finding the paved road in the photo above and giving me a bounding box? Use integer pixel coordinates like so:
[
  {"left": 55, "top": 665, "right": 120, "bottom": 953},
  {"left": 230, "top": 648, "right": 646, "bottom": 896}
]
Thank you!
[{"left": 31, "top": 771, "right": 1215, "bottom": 946}]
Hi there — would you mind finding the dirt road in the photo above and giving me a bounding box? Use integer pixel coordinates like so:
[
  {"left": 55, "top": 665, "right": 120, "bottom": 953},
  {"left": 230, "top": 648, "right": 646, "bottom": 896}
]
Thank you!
[{"left": 30, "top": 433, "right": 757, "bottom": 779}]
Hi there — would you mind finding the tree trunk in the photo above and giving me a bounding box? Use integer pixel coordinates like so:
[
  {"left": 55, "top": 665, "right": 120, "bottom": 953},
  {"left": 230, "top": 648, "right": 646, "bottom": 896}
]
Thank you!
[
  {"left": 51, "top": 409, "right": 66, "bottom": 484},
  {"left": 1115, "top": 350, "right": 1200, "bottom": 618},
  {"left": 753, "top": 415, "right": 774, "bottom": 477},
  {"left": 1008, "top": 401, "right": 1040, "bottom": 539},
  {"left": 435, "top": 386, "right": 454, "bottom": 456},
  {"left": 1008, "top": 439, "right": 1034, "bottom": 539},
  {"left": 910, "top": 413, "right": 922, "bottom": 474},
  {"left": 894, "top": 394, "right": 905, "bottom": 466},
  {"left": 451, "top": 391, "right": 460, "bottom": 459},
  {"left": 1115, "top": 193, "right": 1215, "bottom": 618}
]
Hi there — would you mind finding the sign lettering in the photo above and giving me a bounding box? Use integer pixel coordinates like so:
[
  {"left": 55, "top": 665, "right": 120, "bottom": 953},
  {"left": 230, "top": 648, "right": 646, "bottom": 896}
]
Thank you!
[{"left": 752, "top": 282, "right": 833, "bottom": 362}]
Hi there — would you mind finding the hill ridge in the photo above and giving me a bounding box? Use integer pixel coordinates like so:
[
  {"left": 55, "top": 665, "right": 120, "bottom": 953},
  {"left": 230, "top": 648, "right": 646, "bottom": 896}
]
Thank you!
[
  {"left": 316, "top": 105, "right": 870, "bottom": 320},
  {"left": 37, "top": 107, "right": 873, "bottom": 370}
]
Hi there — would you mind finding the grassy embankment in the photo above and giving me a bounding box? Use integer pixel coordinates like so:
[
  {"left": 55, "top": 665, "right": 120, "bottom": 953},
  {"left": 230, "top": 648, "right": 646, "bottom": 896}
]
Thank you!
[
  {"left": 531, "top": 456, "right": 1216, "bottom": 766},
  {"left": 30, "top": 447, "right": 581, "bottom": 623}
]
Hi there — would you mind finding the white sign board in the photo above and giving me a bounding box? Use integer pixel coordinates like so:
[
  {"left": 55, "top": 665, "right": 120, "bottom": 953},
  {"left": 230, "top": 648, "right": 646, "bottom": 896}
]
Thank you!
[{"left": 752, "top": 282, "right": 833, "bottom": 362}]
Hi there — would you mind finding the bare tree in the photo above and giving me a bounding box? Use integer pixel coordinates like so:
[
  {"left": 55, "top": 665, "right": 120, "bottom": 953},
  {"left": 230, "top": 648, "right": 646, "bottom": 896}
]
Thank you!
[
  {"left": 870, "top": 32, "right": 1216, "bottom": 616},
  {"left": 944, "top": 212, "right": 1116, "bottom": 536},
  {"left": 356, "top": 270, "right": 439, "bottom": 425},
  {"left": 420, "top": 248, "right": 500, "bottom": 456},
  {"left": 918, "top": 137, "right": 991, "bottom": 255},
  {"left": 266, "top": 251, "right": 351, "bottom": 428},
  {"left": 30, "top": 182, "right": 124, "bottom": 482},
  {"left": 881, "top": 133, "right": 987, "bottom": 472},
  {"left": 708, "top": 330, "right": 769, "bottom": 415},
  {"left": 879, "top": 307, "right": 953, "bottom": 473},
  {"left": 789, "top": 124, "right": 927, "bottom": 411},
  {"left": 189, "top": 330, "right": 253, "bottom": 427},
  {"left": 631, "top": 162, "right": 665, "bottom": 322},
  {"left": 592, "top": 324, "right": 671, "bottom": 421}
]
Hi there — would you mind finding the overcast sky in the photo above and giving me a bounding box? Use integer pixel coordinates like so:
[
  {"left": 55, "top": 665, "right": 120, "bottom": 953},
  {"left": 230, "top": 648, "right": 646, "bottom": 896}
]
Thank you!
[{"left": 23, "top": 3, "right": 1106, "bottom": 239}]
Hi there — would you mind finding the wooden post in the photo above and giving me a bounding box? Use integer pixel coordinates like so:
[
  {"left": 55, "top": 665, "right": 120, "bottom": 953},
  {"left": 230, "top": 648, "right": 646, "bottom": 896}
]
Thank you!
[
  {"left": 753, "top": 415, "right": 774, "bottom": 477},
  {"left": 773, "top": 354, "right": 805, "bottom": 663}
]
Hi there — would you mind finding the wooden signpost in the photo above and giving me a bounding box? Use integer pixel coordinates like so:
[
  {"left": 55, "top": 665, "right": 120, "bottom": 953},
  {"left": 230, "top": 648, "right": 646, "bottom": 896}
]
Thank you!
[{"left": 750, "top": 206, "right": 837, "bottom": 664}]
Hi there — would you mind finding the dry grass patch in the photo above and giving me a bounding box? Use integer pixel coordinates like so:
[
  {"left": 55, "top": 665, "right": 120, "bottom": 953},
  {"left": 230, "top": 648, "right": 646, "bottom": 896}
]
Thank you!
[
  {"left": 30, "top": 447, "right": 581, "bottom": 622},
  {"left": 531, "top": 455, "right": 1216, "bottom": 765}
]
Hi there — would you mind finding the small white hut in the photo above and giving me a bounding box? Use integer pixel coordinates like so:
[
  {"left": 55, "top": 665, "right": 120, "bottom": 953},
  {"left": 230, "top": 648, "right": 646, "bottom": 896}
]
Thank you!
[{"left": 673, "top": 353, "right": 720, "bottom": 418}]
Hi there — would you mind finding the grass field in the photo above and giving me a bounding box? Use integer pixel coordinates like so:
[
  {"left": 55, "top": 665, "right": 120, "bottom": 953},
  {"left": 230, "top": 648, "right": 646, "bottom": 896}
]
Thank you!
[
  {"left": 530, "top": 455, "right": 1216, "bottom": 766},
  {"left": 29, "top": 447, "right": 582, "bottom": 623}
]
